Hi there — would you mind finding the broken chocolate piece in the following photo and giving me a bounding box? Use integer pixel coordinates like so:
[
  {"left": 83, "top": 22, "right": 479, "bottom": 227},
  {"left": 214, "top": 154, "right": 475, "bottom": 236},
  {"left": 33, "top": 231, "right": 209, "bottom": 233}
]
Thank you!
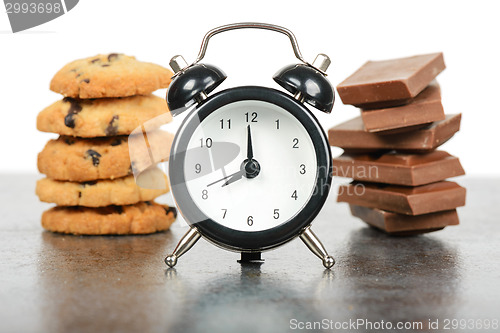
[
  {"left": 332, "top": 150, "right": 465, "bottom": 186},
  {"left": 81, "top": 79, "right": 90, "bottom": 84},
  {"left": 349, "top": 204, "right": 459, "bottom": 235},
  {"left": 328, "top": 114, "right": 461, "bottom": 152},
  {"left": 361, "top": 82, "right": 445, "bottom": 133},
  {"left": 337, "top": 180, "right": 466, "bottom": 215},
  {"left": 337, "top": 53, "right": 445, "bottom": 107}
]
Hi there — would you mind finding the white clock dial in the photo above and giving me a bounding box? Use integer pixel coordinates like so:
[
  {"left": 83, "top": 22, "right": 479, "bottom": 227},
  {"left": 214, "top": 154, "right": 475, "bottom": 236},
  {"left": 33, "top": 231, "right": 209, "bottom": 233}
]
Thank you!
[{"left": 182, "top": 100, "right": 318, "bottom": 232}]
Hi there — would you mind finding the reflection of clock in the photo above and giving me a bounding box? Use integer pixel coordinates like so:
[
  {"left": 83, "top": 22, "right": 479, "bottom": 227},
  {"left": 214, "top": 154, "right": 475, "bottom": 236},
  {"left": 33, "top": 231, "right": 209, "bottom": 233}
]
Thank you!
[{"left": 165, "top": 23, "right": 336, "bottom": 268}]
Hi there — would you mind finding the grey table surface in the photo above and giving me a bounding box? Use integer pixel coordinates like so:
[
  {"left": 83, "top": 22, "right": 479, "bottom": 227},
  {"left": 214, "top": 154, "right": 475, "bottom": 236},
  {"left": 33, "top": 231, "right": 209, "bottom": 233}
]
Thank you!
[{"left": 0, "top": 174, "right": 499, "bottom": 333}]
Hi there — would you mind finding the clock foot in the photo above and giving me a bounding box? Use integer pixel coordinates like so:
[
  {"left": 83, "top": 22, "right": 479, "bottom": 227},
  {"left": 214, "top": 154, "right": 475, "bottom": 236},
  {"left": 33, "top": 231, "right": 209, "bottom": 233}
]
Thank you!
[
  {"left": 300, "top": 226, "right": 335, "bottom": 269},
  {"left": 165, "top": 227, "right": 201, "bottom": 268},
  {"left": 238, "top": 252, "right": 264, "bottom": 264}
]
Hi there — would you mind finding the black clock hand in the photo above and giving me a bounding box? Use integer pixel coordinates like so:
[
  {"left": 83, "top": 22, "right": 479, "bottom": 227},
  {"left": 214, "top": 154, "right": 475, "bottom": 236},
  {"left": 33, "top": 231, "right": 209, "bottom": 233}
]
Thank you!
[
  {"left": 247, "top": 125, "right": 254, "bottom": 161},
  {"left": 221, "top": 169, "right": 246, "bottom": 187}
]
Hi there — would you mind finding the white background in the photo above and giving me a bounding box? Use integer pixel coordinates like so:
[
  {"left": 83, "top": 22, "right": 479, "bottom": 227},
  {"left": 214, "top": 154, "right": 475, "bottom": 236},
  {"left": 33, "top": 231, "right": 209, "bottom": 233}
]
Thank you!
[{"left": 0, "top": 0, "right": 499, "bottom": 176}]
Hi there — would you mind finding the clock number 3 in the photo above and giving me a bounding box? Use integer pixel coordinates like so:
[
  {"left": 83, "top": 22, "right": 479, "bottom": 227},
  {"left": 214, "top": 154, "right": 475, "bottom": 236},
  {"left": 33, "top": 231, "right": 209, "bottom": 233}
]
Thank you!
[{"left": 299, "top": 164, "right": 306, "bottom": 174}]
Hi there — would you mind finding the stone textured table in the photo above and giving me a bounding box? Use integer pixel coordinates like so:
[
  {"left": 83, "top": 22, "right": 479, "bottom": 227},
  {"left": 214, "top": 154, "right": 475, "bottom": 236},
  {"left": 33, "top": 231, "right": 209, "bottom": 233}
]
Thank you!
[{"left": 0, "top": 175, "right": 498, "bottom": 333}]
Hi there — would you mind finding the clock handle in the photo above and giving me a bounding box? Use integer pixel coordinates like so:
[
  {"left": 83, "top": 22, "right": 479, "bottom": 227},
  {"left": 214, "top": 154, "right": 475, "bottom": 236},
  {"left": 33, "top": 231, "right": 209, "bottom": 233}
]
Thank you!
[
  {"left": 300, "top": 226, "right": 335, "bottom": 269},
  {"left": 165, "top": 227, "right": 201, "bottom": 268},
  {"left": 194, "top": 22, "right": 310, "bottom": 67}
]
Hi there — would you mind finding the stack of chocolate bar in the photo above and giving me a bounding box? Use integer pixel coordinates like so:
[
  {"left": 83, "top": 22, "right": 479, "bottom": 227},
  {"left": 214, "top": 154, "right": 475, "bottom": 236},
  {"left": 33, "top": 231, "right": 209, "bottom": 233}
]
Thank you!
[{"left": 329, "top": 53, "right": 466, "bottom": 235}]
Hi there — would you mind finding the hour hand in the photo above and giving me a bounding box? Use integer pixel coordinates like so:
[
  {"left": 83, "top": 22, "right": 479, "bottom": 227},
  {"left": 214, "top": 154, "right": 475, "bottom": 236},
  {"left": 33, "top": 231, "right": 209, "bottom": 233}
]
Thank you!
[
  {"left": 207, "top": 168, "right": 243, "bottom": 187},
  {"left": 222, "top": 170, "right": 246, "bottom": 187}
]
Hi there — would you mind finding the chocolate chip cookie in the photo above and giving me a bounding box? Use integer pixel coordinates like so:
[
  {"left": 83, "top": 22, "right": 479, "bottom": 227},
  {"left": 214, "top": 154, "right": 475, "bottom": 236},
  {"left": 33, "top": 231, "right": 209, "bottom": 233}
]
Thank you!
[
  {"left": 41, "top": 201, "right": 177, "bottom": 235},
  {"left": 37, "top": 95, "right": 171, "bottom": 137},
  {"left": 50, "top": 53, "right": 173, "bottom": 98},
  {"left": 37, "top": 130, "right": 174, "bottom": 181},
  {"left": 36, "top": 167, "right": 169, "bottom": 207}
]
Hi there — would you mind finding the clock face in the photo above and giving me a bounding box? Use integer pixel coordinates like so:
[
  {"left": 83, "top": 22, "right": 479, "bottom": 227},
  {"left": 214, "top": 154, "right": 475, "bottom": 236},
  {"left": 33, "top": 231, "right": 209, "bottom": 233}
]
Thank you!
[
  {"left": 183, "top": 100, "right": 318, "bottom": 232},
  {"left": 168, "top": 87, "right": 331, "bottom": 251}
]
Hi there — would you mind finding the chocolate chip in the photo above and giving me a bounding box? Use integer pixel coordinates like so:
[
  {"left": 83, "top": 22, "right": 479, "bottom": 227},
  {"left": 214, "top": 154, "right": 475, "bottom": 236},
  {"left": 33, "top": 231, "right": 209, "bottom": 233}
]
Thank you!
[
  {"left": 110, "top": 138, "right": 122, "bottom": 146},
  {"left": 64, "top": 138, "right": 75, "bottom": 145},
  {"left": 90, "top": 58, "right": 100, "bottom": 64},
  {"left": 101, "top": 64, "right": 110, "bottom": 67},
  {"left": 78, "top": 192, "right": 82, "bottom": 198},
  {"left": 85, "top": 149, "right": 101, "bottom": 167},
  {"left": 114, "top": 206, "right": 124, "bottom": 214},
  {"left": 105, "top": 115, "right": 119, "bottom": 136},
  {"left": 144, "top": 201, "right": 152, "bottom": 206},
  {"left": 108, "top": 53, "right": 119, "bottom": 62},
  {"left": 76, "top": 73, "right": 82, "bottom": 78},
  {"left": 81, "top": 180, "right": 97, "bottom": 186},
  {"left": 63, "top": 98, "right": 83, "bottom": 129},
  {"left": 81, "top": 79, "right": 90, "bottom": 84},
  {"left": 164, "top": 206, "right": 177, "bottom": 218}
]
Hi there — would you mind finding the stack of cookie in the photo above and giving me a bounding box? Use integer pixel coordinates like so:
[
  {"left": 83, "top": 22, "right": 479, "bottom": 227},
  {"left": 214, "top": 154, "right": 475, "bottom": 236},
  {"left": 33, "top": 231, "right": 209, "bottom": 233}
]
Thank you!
[
  {"left": 329, "top": 53, "right": 466, "bottom": 235},
  {"left": 36, "top": 53, "right": 177, "bottom": 235}
]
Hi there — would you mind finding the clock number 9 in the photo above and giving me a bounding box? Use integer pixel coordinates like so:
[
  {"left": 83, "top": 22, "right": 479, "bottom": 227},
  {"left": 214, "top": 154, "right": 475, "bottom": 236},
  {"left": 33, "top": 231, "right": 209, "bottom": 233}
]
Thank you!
[
  {"left": 247, "top": 216, "right": 253, "bottom": 226},
  {"left": 195, "top": 163, "right": 201, "bottom": 174},
  {"left": 200, "top": 138, "right": 213, "bottom": 148}
]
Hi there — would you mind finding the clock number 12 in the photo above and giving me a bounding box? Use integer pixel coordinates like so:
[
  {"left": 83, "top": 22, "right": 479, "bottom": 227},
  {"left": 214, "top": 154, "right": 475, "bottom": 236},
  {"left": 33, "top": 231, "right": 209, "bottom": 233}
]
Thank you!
[{"left": 245, "top": 112, "right": 258, "bottom": 123}]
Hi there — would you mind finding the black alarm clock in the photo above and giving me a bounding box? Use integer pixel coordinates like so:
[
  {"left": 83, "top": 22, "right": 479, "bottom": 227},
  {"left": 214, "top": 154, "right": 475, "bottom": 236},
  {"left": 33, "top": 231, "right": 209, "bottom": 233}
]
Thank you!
[{"left": 165, "top": 23, "right": 335, "bottom": 268}]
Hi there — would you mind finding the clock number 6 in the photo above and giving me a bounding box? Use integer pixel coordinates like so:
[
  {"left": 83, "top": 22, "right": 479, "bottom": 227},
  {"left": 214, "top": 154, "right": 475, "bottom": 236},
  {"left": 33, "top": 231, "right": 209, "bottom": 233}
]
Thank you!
[{"left": 247, "top": 216, "right": 253, "bottom": 226}]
